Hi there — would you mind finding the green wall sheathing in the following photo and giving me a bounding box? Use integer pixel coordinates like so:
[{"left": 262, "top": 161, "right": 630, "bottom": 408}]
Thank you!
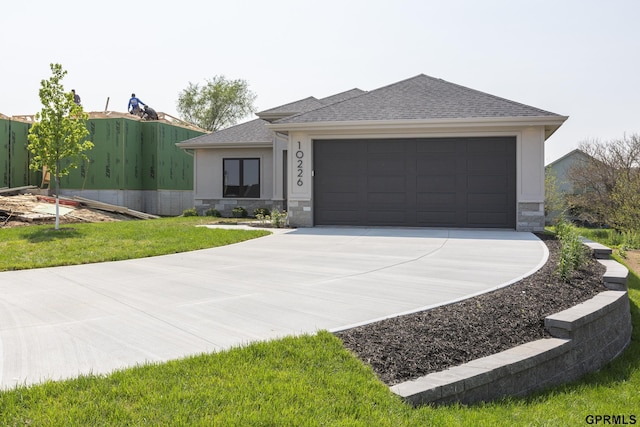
[
  {"left": 8, "top": 120, "right": 37, "bottom": 187},
  {"left": 141, "top": 122, "right": 201, "bottom": 191},
  {"left": 62, "top": 118, "right": 143, "bottom": 190},
  {"left": 1, "top": 118, "right": 9, "bottom": 187},
  {"left": 60, "top": 117, "right": 202, "bottom": 191}
]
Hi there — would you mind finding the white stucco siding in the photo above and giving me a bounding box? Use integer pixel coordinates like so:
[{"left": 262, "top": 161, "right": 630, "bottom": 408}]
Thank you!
[
  {"left": 288, "top": 132, "right": 313, "bottom": 200},
  {"left": 518, "top": 127, "right": 546, "bottom": 203},
  {"left": 272, "top": 132, "right": 289, "bottom": 201},
  {"left": 194, "top": 148, "right": 274, "bottom": 200}
]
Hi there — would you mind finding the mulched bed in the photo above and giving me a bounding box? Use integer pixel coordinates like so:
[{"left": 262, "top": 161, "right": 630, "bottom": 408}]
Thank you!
[{"left": 334, "top": 233, "right": 607, "bottom": 386}]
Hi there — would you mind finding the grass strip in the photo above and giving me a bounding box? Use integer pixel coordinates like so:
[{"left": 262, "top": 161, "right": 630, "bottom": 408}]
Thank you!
[{"left": 0, "top": 217, "right": 269, "bottom": 271}]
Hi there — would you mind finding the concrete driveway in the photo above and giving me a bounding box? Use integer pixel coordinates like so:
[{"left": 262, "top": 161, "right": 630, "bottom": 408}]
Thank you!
[{"left": 0, "top": 227, "right": 547, "bottom": 389}]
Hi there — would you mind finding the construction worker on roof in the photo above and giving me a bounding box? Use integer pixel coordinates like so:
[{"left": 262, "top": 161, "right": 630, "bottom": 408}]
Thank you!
[{"left": 128, "top": 93, "right": 146, "bottom": 115}]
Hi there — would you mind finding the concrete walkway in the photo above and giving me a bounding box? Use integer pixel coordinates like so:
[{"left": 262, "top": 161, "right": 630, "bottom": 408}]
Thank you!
[{"left": 0, "top": 227, "right": 547, "bottom": 389}]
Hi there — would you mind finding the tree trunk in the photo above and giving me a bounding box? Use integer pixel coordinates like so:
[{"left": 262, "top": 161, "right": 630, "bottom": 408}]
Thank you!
[{"left": 55, "top": 174, "right": 60, "bottom": 230}]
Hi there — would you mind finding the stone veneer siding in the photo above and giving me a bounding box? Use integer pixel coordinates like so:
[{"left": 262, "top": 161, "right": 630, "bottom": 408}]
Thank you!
[
  {"left": 194, "top": 199, "right": 285, "bottom": 217},
  {"left": 518, "top": 202, "right": 545, "bottom": 232},
  {"left": 286, "top": 200, "right": 313, "bottom": 227}
]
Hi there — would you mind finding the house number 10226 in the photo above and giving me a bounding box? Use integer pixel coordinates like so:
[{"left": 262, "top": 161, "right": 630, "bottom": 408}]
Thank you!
[{"left": 296, "top": 141, "right": 304, "bottom": 186}]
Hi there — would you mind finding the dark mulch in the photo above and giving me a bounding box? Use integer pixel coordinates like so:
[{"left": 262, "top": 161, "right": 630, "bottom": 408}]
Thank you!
[{"left": 334, "top": 233, "right": 607, "bottom": 386}]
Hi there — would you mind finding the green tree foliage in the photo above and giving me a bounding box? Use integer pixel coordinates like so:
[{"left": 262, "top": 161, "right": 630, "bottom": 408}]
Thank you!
[
  {"left": 608, "top": 171, "right": 640, "bottom": 232},
  {"left": 544, "top": 169, "right": 567, "bottom": 224},
  {"left": 27, "top": 63, "right": 93, "bottom": 229},
  {"left": 176, "top": 76, "right": 256, "bottom": 132}
]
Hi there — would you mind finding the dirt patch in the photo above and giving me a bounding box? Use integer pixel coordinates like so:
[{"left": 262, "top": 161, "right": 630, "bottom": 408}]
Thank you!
[
  {"left": 334, "top": 234, "right": 608, "bottom": 386},
  {"left": 621, "top": 250, "right": 640, "bottom": 275},
  {"left": 0, "top": 194, "right": 130, "bottom": 228}
]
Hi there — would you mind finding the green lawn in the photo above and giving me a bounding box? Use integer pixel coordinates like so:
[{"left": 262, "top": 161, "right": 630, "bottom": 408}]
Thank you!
[
  {"left": 0, "top": 217, "right": 269, "bottom": 271},
  {"left": 0, "top": 222, "right": 638, "bottom": 425}
]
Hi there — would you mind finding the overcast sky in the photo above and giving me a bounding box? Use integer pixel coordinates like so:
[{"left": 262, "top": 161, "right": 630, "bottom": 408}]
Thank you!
[{"left": 1, "top": 0, "right": 638, "bottom": 163}]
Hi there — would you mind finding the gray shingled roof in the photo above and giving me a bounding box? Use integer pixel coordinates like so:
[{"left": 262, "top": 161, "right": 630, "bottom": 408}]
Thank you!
[
  {"left": 318, "top": 88, "right": 366, "bottom": 105},
  {"left": 180, "top": 90, "right": 368, "bottom": 146},
  {"left": 177, "top": 118, "right": 273, "bottom": 146},
  {"left": 257, "top": 97, "right": 324, "bottom": 116},
  {"left": 275, "top": 74, "right": 562, "bottom": 124}
]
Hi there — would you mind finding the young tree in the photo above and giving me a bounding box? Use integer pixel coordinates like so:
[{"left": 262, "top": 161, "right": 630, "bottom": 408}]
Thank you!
[
  {"left": 176, "top": 75, "right": 257, "bottom": 132},
  {"left": 544, "top": 170, "right": 567, "bottom": 224},
  {"left": 28, "top": 63, "right": 94, "bottom": 229}
]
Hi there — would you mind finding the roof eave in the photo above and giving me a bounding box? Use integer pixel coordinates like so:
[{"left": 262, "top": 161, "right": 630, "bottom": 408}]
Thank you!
[
  {"left": 176, "top": 141, "right": 273, "bottom": 149},
  {"left": 267, "top": 116, "right": 569, "bottom": 134}
]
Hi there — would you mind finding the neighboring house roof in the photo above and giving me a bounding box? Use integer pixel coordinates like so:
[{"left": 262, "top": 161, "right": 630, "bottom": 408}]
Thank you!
[{"left": 545, "top": 149, "right": 591, "bottom": 168}]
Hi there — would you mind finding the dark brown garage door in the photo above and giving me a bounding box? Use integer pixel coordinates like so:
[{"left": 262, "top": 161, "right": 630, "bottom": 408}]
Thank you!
[{"left": 313, "top": 137, "right": 516, "bottom": 228}]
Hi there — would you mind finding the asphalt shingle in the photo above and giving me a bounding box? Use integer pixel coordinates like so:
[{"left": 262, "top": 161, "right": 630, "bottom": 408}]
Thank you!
[{"left": 275, "top": 74, "right": 562, "bottom": 124}]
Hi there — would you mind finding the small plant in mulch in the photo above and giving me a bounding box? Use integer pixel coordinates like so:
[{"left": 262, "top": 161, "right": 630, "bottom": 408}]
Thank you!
[{"left": 555, "top": 220, "right": 588, "bottom": 281}]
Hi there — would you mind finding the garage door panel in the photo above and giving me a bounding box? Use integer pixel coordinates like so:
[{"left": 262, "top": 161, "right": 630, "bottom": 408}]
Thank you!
[
  {"left": 368, "top": 192, "right": 407, "bottom": 204},
  {"left": 416, "top": 139, "right": 457, "bottom": 153},
  {"left": 467, "top": 157, "right": 510, "bottom": 173},
  {"left": 467, "top": 175, "right": 509, "bottom": 191},
  {"left": 318, "top": 176, "right": 359, "bottom": 192},
  {"left": 314, "top": 137, "right": 515, "bottom": 228},
  {"left": 467, "top": 212, "right": 509, "bottom": 226},
  {"left": 417, "top": 193, "right": 457, "bottom": 206},
  {"left": 467, "top": 193, "right": 508, "bottom": 206},
  {"left": 417, "top": 211, "right": 457, "bottom": 226},
  {"left": 368, "top": 175, "right": 406, "bottom": 190},
  {"left": 367, "top": 158, "right": 407, "bottom": 174},
  {"left": 417, "top": 157, "right": 457, "bottom": 173},
  {"left": 317, "top": 210, "right": 361, "bottom": 223},
  {"left": 321, "top": 160, "right": 355, "bottom": 175},
  {"left": 367, "top": 140, "right": 407, "bottom": 153},
  {"left": 321, "top": 191, "right": 361, "bottom": 204},
  {"left": 417, "top": 176, "right": 456, "bottom": 192},
  {"left": 367, "top": 210, "right": 408, "bottom": 224}
]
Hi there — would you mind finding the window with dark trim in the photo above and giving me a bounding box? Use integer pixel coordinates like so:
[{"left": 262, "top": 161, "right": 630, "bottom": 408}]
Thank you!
[{"left": 223, "top": 158, "right": 260, "bottom": 198}]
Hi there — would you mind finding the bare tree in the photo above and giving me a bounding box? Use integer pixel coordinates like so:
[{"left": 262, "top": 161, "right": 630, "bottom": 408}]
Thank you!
[{"left": 567, "top": 134, "right": 640, "bottom": 229}]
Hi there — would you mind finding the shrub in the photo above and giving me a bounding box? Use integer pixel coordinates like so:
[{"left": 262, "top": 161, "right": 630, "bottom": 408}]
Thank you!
[
  {"left": 232, "top": 207, "right": 248, "bottom": 218},
  {"left": 253, "top": 207, "right": 270, "bottom": 217},
  {"left": 205, "top": 208, "right": 221, "bottom": 217},
  {"left": 270, "top": 209, "right": 287, "bottom": 228},
  {"left": 182, "top": 208, "right": 198, "bottom": 217},
  {"left": 555, "top": 220, "right": 588, "bottom": 281}
]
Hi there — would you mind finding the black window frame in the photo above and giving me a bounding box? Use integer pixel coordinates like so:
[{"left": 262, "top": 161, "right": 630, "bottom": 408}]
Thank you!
[{"left": 223, "top": 158, "right": 261, "bottom": 198}]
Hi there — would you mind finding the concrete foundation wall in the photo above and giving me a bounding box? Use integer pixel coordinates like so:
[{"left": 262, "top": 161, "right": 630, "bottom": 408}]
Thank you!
[{"left": 59, "top": 189, "right": 194, "bottom": 216}]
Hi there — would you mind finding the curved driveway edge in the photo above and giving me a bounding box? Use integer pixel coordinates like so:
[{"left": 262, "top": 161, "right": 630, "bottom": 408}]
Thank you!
[{"left": 0, "top": 227, "right": 547, "bottom": 389}]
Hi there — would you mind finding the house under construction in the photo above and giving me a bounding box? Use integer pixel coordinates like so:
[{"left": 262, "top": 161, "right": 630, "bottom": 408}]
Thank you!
[{"left": 0, "top": 111, "right": 206, "bottom": 216}]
